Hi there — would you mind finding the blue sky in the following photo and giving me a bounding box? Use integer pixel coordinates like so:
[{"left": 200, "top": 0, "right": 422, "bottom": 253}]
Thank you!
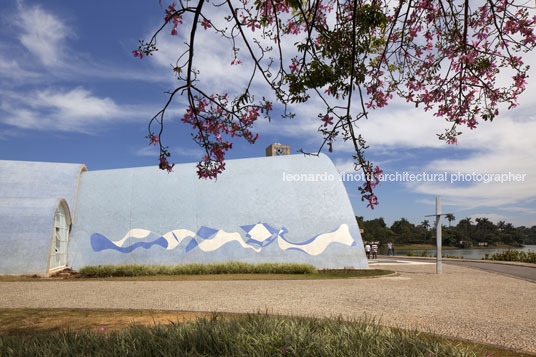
[{"left": 1, "top": 0, "right": 535, "bottom": 227}]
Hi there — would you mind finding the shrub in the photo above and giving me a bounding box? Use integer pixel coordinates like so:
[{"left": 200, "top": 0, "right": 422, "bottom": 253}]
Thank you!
[{"left": 482, "top": 250, "right": 536, "bottom": 264}]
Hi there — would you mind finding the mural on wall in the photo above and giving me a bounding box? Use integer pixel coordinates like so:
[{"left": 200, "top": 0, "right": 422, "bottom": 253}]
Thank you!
[{"left": 90, "top": 223, "right": 357, "bottom": 256}]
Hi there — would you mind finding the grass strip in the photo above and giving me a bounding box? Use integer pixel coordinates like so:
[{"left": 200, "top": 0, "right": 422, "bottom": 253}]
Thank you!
[
  {"left": 0, "top": 269, "right": 394, "bottom": 282},
  {"left": 0, "top": 311, "right": 521, "bottom": 356},
  {"left": 79, "top": 262, "right": 317, "bottom": 277}
]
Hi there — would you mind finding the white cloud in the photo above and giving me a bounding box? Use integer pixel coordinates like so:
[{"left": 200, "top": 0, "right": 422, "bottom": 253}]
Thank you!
[
  {"left": 174, "top": 146, "right": 204, "bottom": 157},
  {"left": 0, "top": 87, "right": 150, "bottom": 133},
  {"left": 334, "top": 158, "right": 357, "bottom": 173},
  {"left": 39, "top": 88, "right": 121, "bottom": 119},
  {"left": 16, "top": 4, "right": 71, "bottom": 67},
  {"left": 135, "top": 144, "right": 204, "bottom": 158},
  {"left": 406, "top": 111, "right": 536, "bottom": 210},
  {"left": 135, "top": 145, "right": 159, "bottom": 157},
  {"left": 0, "top": 54, "right": 42, "bottom": 82},
  {"left": 500, "top": 206, "right": 536, "bottom": 215}
]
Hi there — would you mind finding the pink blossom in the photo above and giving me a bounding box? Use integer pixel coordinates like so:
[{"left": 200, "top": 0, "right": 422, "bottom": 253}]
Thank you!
[
  {"left": 132, "top": 49, "right": 143, "bottom": 59},
  {"left": 247, "top": 19, "right": 260, "bottom": 32},
  {"left": 201, "top": 18, "right": 211, "bottom": 30},
  {"left": 467, "top": 118, "right": 478, "bottom": 129},
  {"left": 321, "top": 114, "right": 333, "bottom": 127},
  {"left": 164, "top": 3, "right": 177, "bottom": 23},
  {"left": 230, "top": 58, "right": 242, "bottom": 65},
  {"left": 159, "top": 155, "right": 175, "bottom": 173},
  {"left": 366, "top": 195, "right": 378, "bottom": 209},
  {"left": 289, "top": 60, "right": 299, "bottom": 74},
  {"left": 148, "top": 134, "right": 159, "bottom": 146},
  {"left": 374, "top": 165, "right": 383, "bottom": 178}
]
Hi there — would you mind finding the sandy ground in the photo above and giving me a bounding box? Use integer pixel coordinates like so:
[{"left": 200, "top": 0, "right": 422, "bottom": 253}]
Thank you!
[{"left": 0, "top": 262, "right": 534, "bottom": 353}]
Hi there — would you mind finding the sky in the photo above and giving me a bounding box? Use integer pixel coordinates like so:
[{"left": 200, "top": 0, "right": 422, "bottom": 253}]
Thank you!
[{"left": 1, "top": 0, "right": 535, "bottom": 228}]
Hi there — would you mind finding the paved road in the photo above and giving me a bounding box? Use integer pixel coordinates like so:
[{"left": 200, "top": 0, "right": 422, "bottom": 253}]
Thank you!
[
  {"left": 442, "top": 260, "right": 536, "bottom": 282},
  {"left": 377, "top": 256, "right": 536, "bottom": 282}
]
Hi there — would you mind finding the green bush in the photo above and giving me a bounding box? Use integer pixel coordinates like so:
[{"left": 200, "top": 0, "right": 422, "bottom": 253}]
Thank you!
[
  {"left": 482, "top": 250, "right": 536, "bottom": 263},
  {"left": 79, "top": 263, "right": 317, "bottom": 277},
  {"left": 0, "top": 314, "right": 480, "bottom": 356}
]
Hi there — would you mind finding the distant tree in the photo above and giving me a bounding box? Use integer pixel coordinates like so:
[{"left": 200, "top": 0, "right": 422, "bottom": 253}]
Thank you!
[
  {"left": 361, "top": 217, "right": 393, "bottom": 244},
  {"left": 391, "top": 218, "right": 415, "bottom": 243},
  {"left": 445, "top": 213, "right": 455, "bottom": 227},
  {"left": 359, "top": 216, "right": 529, "bottom": 246},
  {"left": 420, "top": 219, "right": 430, "bottom": 231},
  {"left": 456, "top": 217, "right": 473, "bottom": 240},
  {"left": 475, "top": 217, "right": 496, "bottom": 232},
  {"left": 442, "top": 228, "right": 462, "bottom": 246}
]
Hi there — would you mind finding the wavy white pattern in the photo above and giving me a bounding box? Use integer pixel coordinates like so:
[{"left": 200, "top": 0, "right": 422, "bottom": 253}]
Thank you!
[
  {"left": 112, "top": 228, "right": 152, "bottom": 247},
  {"left": 277, "top": 224, "right": 354, "bottom": 256},
  {"left": 109, "top": 228, "right": 196, "bottom": 250},
  {"left": 197, "top": 230, "right": 261, "bottom": 253},
  {"left": 91, "top": 223, "right": 357, "bottom": 255},
  {"left": 247, "top": 224, "right": 273, "bottom": 242},
  {"left": 162, "top": 229, "right": 196, "bottom": 250}
]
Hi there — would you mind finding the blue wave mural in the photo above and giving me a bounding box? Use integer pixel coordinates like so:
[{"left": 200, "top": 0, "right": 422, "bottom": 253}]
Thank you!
[
  {"left": 91, "top": 233, "right": 168, "bottom": 253},
  {"left": 90, "top": 223, "right": 356, "bottom": 256}
]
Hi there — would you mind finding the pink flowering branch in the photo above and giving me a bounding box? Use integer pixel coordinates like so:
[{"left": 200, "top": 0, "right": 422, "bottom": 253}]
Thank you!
[{"left": 135, "top": 0, "right": 535, "bottom": 208}]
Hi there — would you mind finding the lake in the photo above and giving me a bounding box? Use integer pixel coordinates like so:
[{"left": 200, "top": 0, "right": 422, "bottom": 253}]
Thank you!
[{"left": 392, "top": 245, "right": 536, "bottom": 259}]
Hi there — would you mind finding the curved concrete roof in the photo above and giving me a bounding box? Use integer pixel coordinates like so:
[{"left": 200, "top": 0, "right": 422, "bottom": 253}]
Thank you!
[
  {"left": 0, "top": 160, "right": 86, "bottom": 274},
  {"left": 69, "top": 154, "right": 367, "bottom": 269}
]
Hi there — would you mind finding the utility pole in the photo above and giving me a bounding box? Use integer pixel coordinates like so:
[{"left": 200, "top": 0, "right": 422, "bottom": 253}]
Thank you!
[{"left": 425, "top": 197, "right": 452, "bottom": 274}]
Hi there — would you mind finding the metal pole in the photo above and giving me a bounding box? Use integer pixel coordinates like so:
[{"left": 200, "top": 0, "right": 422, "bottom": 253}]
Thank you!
[{"left": 436, "top": 197, "right": 442, "bottom": 274}]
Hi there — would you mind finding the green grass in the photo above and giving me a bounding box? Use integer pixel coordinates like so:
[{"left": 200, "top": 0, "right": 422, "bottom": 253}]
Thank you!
[
  {"left": 84, "top": 270, "right": 395, "bottom": 281},
  {"left": 0, "top": 313, "right": 516, "bottom": 356},
  {"left": 0, "top": 265, "right": 394, "bottom": 282},
  {"left": 0, "top": 309, "right": 530, "bottom": 356},
  {"left": 79, "top": 262, "right": 317, "bottom": 277}
]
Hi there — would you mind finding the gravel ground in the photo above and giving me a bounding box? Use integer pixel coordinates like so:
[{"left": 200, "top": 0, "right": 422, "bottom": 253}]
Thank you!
[{"left": 1, "top": 263, "right": 535, "bottom": 353}]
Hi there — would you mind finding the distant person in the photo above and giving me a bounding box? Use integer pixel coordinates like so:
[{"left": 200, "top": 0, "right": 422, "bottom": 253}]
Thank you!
[
  {"left": 387, "top": 242, "right": 394, "bottom": 256},
  {"left": 371, "top": 243, "right": 378, "bottom": 259},
  {"left": 365, "top": 243, "right": 371, "bottom": 259}
]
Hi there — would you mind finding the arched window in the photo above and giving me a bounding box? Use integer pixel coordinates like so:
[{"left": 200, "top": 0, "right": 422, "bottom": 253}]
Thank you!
[{"left": 48, "top": 200, "right": 71, "bottom": 271}]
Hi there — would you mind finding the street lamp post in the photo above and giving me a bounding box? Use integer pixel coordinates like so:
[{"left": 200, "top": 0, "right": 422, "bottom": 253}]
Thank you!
[{"left": 425, "top": 197, "right": 452, "bottom": 274}]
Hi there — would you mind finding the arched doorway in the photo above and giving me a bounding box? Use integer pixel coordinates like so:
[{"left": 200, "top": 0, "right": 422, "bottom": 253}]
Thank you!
[{"left": 48, "top": 200, "right": 72, "bottom": 272}]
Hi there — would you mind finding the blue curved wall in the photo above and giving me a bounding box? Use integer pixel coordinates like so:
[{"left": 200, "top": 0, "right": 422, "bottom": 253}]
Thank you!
[
  {"left": 69, "top": 154, "right": 367, "bottom": 269},
  {"left": 0, "top": 160, "right": 86, "bottom": 274}
]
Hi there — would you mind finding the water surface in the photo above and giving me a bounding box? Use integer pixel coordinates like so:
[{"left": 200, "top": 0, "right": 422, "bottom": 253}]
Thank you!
[{"left": 392, "top": 245, "right": 536, "bottom": 259}]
